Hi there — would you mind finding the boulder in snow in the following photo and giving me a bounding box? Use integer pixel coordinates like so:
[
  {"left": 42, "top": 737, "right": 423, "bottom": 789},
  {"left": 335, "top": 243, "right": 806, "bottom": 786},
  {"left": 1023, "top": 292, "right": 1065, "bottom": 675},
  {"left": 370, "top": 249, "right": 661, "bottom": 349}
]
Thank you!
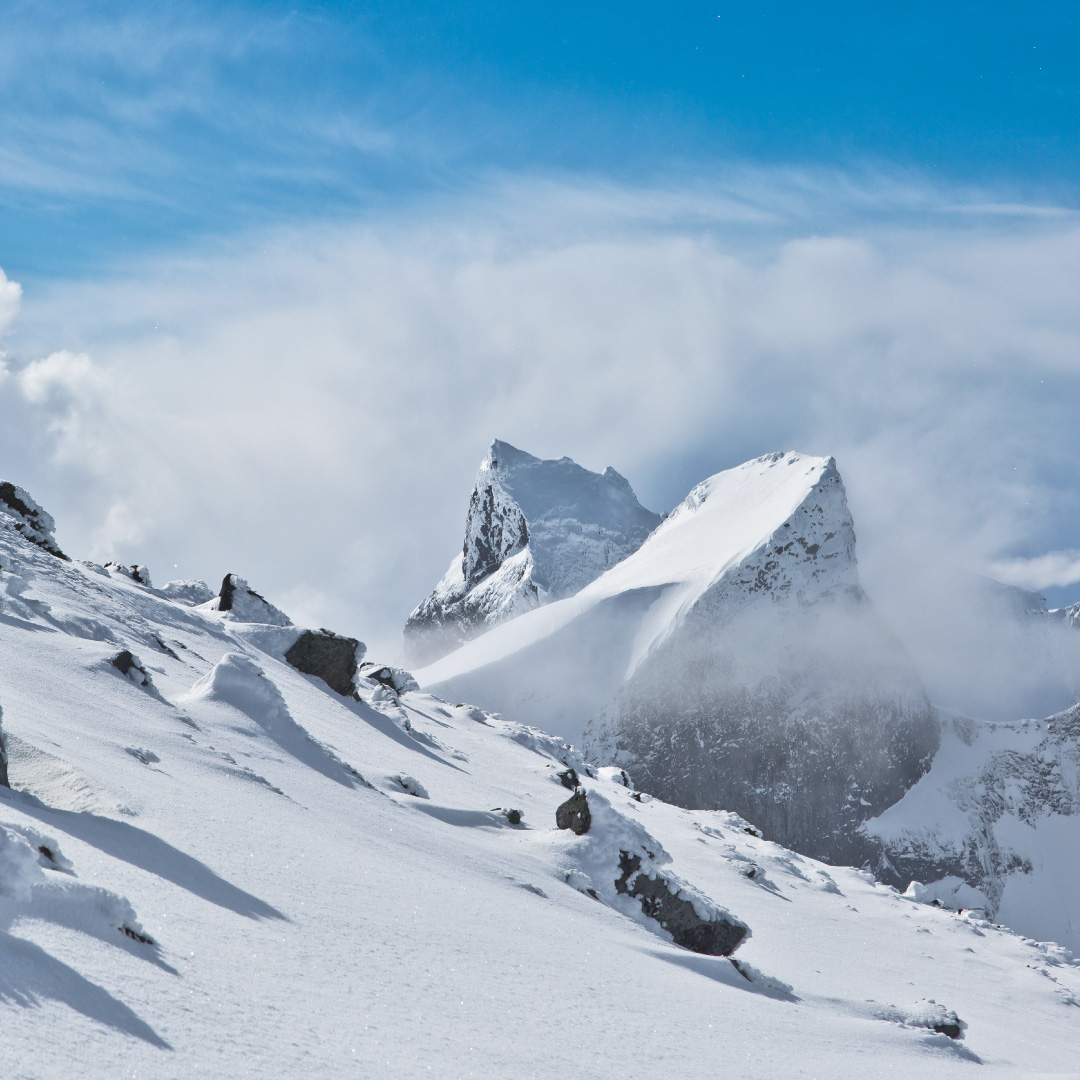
[
  {"left": 614, "top": 850, "right": 748, "bottom": 956},
  {"left": 105, "top": 562, "right": 152, "bottom": 587},
  {"left": 285, "top": 629, "right": 367, "bottom": 698},
  {"left": 111, "top": 650, "right": 152, "bottom": 688},
  {"left": 358, "top": 663, "right": 418, "bottom": 695},
  {"left": 556, "top": 790, "right": 591, "bottom": 834}
]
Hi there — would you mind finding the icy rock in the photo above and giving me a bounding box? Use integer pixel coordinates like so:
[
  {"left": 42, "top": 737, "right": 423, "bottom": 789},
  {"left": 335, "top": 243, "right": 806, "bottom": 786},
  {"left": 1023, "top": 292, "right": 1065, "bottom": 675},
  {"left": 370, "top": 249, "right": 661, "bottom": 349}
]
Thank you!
[
  {"left": 389, "top": 774, "right": 428, "bottom": 798},
  {"left": 285, "top": 629, "right": 367, "bottom": 698},
  {"left": 105, "top": 562, "right": 152, "bottom": 587},
  {"left": 207, "top": 574, "right": 292, "bottom": 626},
  {"left": 161, "top": 579, "right": 216, "bottom": 605},
  {"left": 111, "top": 650, "right": 152, "bottom": 688},
  {"left": 615, "top": 850, "right": 748, "bottom": 956},
  {"left": 0, "top": 481, "right": 67, "bottom": 560},
  {"left": 556, "top": 790, "right": 591, "bottom": 834},
  {"left": 556, "top": 767, "right": 581, "bottom": 790},
  {"left": 358, "top": 663, "right": 418, "bottom": 695},
  {"left": 562, "top": 789, "right": 749, "bottom": 956},
  {"left": 404, "top": 439, "right": 660, "bottom": 663}
]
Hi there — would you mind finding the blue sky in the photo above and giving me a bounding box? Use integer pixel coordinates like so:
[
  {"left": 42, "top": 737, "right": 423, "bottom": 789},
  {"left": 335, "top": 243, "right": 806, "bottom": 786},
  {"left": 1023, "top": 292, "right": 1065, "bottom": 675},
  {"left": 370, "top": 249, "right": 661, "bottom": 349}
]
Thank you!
[
  {"left": 3, "top": 0, "right": 1080, "bottom": 674},
  {"left": 3, "top": 1, "right": 1080, "bottom": 280}
]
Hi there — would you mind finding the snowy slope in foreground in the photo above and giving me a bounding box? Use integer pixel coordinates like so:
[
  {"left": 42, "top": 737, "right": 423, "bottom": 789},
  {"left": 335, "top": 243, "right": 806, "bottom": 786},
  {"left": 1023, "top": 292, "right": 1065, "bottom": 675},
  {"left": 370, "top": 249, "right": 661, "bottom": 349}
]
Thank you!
[{"left": 1, "top": 506, "right": 1079, "bottom": 1076}]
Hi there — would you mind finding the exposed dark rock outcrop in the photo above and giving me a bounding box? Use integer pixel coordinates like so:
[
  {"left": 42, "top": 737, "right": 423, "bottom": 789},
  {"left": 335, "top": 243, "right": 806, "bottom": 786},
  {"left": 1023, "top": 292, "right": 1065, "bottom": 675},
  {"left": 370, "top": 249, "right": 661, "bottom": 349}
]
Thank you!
[
  {"left": 556, "top": 790, "right": 591, "bottom": 834},
  {"left": 106, "top": 563, "right": 152, "bottom": 587},
  {"left": 209, "top": 574, "right": 292, "bottom": 626},
  {"left": 285, "top": 629, "right": 367, "bottom": 698},
  {"left": 614, "top": 850, "right": 748, "bottom": 956},
  {"left": 0, "top": 482, "right": 68, "bottom": 560}
]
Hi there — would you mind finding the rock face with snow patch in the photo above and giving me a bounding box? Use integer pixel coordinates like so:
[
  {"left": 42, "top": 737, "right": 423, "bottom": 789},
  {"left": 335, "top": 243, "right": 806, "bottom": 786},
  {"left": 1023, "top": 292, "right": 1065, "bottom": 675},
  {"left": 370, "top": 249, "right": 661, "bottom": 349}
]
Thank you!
[
  {"left": 404, "top": 440, "right": 660, "bottom": 664},
  {"left": 866, "top": 705, "right": 1080, "bottom": 951},
  {"left": 0, "top": 482, "right": 67, "bottom": 560},
  {"left": 205, "top": 574, "right": 292, "bottom": 626},
  {"left": 420, "top": 452, "right": 938, "bottom": 864}
]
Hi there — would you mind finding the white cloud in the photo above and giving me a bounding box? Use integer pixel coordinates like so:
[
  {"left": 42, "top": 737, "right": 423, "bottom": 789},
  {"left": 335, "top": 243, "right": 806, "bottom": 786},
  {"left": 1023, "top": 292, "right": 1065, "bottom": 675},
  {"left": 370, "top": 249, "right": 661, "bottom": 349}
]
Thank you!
[
  {"left": 4, "top": 172, "right": 1080, "bottom": 664},
  {"left": 0, "top": 267, "right": 21, "bottom": 338},
  {"left": 989, "top": 551, "right": 1080, "bottom": 591}
]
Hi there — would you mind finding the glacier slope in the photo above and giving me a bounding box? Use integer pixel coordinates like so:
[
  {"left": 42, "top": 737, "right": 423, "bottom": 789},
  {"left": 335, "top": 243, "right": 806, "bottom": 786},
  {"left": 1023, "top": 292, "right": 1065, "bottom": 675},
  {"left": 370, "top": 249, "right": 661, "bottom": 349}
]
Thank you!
[{"left": 0, "top": 498, "right": 1077, "bottom": 1077}]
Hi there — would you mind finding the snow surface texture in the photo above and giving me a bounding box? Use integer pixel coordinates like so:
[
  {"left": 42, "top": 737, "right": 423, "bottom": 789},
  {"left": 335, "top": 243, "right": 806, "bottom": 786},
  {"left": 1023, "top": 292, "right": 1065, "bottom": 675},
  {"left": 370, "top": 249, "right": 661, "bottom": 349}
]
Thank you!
[
  {"left": 867, "top": 705, "right": 1080, "bottom": 953},
  {"left": 0, "top": 487, "right": 1079, "bottom": 1076},
  {"left": 419, "top": 452, "right": 939, "bottom": 863},
  {"left": 404, "top": 440, "right": 661, "bottom": 664}
]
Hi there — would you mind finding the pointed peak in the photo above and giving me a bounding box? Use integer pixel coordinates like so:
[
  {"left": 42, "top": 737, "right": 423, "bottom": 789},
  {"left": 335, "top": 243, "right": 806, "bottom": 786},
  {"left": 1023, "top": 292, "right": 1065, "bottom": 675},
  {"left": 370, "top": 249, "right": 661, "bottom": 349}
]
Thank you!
[{"left": 485, "top": 440, "right": 540, "bottom": 472}]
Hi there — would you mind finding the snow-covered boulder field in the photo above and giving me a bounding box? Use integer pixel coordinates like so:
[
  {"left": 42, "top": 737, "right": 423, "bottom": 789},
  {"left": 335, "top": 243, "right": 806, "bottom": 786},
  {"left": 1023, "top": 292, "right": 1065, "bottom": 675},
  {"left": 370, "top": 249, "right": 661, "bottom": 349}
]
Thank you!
[
  {"left": 418, "top": 452, "right": 939, "bottom": 863},
  {"left": 404, "top": 440, "right": 661, "bottom": 664},
  {"left": 2, "top": 481, "right": 1080, "bottom": 1077}
]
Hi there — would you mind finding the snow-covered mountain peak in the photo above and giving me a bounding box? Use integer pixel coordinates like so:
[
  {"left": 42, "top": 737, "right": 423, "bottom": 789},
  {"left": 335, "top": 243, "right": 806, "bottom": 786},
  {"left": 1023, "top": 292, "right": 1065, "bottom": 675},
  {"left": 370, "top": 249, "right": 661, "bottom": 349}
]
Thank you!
[
  {"left": 419, "top": 450, "right": 936, "bottom": 863},
  {"left": 405, "top": 439, "right": 660, "bottom": 663}
]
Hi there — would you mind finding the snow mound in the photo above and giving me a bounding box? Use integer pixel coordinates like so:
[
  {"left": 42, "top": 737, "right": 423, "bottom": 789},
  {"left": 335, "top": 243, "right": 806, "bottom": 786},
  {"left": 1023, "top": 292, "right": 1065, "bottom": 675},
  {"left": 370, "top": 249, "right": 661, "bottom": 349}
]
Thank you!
[
  {"left": 404, "top": 439, "right": 660, "bottom": 663},
  {"left": 203, "top": 574, "right": 292, "bottom": 626},
  {"left": 0, "top": 481, "right": 67, "bottom": 559},
  {"left": 160, "top": 579, "right": 215, "bottom": 605}
]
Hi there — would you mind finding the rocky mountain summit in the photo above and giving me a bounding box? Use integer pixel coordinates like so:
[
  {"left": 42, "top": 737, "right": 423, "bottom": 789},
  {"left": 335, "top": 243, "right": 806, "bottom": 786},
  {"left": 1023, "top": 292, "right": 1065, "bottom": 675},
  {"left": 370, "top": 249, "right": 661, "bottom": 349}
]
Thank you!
[
  {"left": 404, "top": 440, "right": 660, "bottom": 664},
  {"left": 418, "top": 452, "right": 940, "bottom": 863}
]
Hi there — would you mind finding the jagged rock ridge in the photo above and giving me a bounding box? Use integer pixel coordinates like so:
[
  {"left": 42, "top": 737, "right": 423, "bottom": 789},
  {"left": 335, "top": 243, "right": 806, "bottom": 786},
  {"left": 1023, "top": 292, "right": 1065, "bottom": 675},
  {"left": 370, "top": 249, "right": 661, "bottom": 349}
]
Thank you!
[
  {"left": 405, "top": 440, "right": 660, "bottom": 663},
  {"left": 0, "top": 481, "right": 67, "bottom": 560}
]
